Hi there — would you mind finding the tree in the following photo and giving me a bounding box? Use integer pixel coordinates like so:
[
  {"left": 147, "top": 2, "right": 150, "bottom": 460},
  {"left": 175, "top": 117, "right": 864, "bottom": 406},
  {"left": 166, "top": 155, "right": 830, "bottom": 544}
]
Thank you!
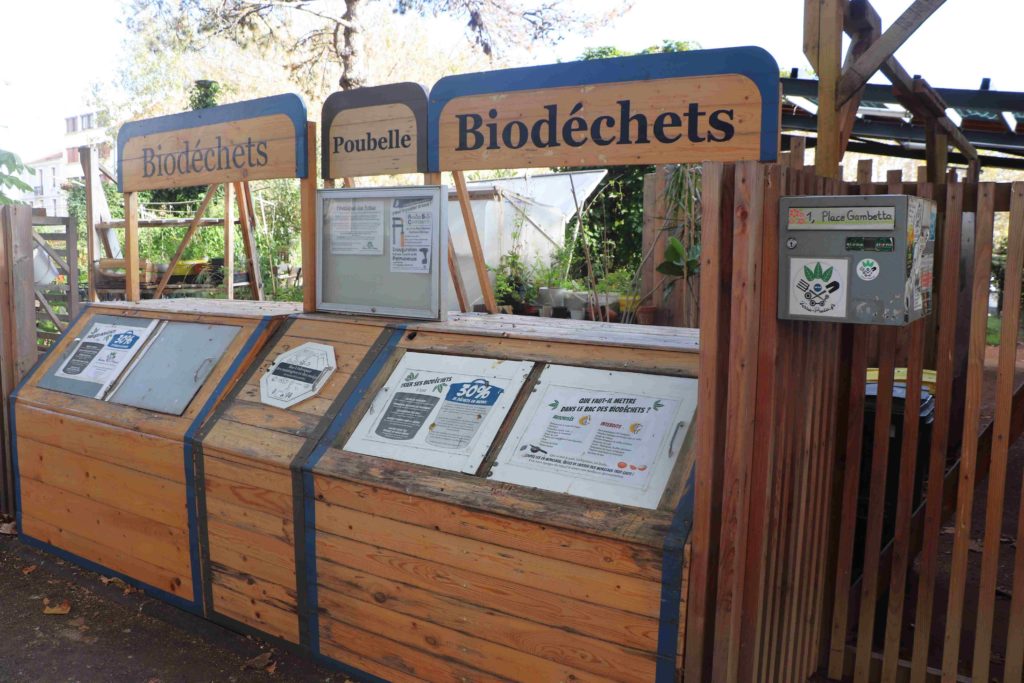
[
  {"left": 132, "top": 0, "right": 626, "bottom": 93},
  {"left": 0, "top": 150, "right": 34, "bottom": 205}
]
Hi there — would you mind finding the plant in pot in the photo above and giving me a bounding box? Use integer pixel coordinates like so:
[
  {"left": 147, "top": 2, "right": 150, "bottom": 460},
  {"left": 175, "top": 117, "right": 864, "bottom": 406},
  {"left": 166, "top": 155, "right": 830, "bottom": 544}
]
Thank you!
[
  {"left": 535, "top": 246, "right": 574, "bottom": 314},
  {"left": 491, "top": 250, "right": 537, "bottom": 315}
]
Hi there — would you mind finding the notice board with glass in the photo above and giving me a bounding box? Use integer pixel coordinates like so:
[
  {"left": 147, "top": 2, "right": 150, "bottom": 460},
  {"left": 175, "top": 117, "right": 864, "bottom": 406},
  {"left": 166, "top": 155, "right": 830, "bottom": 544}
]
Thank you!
[{"left": 316, "top": 186, "right": 448, "bottom": 319}]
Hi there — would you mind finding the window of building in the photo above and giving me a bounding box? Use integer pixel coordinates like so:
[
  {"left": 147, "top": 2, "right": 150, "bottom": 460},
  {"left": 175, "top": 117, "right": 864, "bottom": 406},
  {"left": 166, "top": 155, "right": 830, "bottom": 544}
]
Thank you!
[
  {"left": 67, "top": 147, "right": 79, "bottom": 164},
  {"left": 99, "top": 143, "right": 111, "bottom": 160},
  {"left": 80, "top": 113, "right": 94, "bottom": 130},
  {"left": 65, "top": 117, "right": 78, "bottom": 133}
]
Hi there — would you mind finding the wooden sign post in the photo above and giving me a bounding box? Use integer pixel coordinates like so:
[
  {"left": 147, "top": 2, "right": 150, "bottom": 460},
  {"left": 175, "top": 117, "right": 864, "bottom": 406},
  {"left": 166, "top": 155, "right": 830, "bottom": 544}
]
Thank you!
[
  {"left": 116, "top": 94, "right": 310, "bottom": 302},
  {"left": 319, "top": 83, "right": 479, "bottom": 313}
]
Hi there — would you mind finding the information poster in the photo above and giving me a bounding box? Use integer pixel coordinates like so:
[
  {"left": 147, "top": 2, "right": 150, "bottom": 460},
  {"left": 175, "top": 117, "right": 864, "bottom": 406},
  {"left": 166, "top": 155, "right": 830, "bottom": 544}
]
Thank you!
[
  {"left": 343, "top": 352, "right": 532, "bottom": 473},
  {"left": 260, "top": 342, "right": 337, "bottom": 409},
  {"left": 54, "top": 319, "right": 159, "bottom": 398},
  {"left": 327, "top": 198, "right": 384, "bottom": 255},
  {"left": 389, "top": 197, "right": 433, "bottom": 273},
  {"left": 491, "top": 365, "right": 698, "bottom": 509}
]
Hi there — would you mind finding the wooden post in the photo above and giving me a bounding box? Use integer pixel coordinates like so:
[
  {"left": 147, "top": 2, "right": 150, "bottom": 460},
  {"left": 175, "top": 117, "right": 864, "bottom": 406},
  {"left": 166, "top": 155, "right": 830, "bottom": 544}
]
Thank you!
[
  {"left": 223, "top": 182, "right": 234, "bottom": 300},
  {"left": 234, "top": 181, "right": 264, "bottom": 300},
  {"left": 925, "top": 119, "right": 949, "bottom": 184},
  {"left": 79, "top": 146, "right": 99, "bottom": 302},
  {"left": 123, "top": 192, "right": 140, "bottom": 301},
  {"left": 301, "top": 122, "right": 318, "bottom": 313},
  {"left": 452, "top": 170, "right": 497, "bottom": 313},
  {"left": 65, "top": 214, "right": 80, "bottom": 318},
  {"left": 814, "top": 0, "right": 844, "bottom": 178}
]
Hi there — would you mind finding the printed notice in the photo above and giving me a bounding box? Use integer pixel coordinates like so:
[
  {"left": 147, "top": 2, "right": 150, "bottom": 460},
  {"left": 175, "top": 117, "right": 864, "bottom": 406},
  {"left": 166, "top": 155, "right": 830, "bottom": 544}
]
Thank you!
[
  {"left": 328, "top": 198, "right": 384, "bottom": 255},
  {"left": 491, "top": 365, "right": 698, "bottom": 509},
  {"left": 343, "top": 353, "right": 532, "bottom": 473},
  {"left": 389, "top": 197, "right": 433, "bottom": 273},
  {"left": 260, "top": 342, "right": 337, "bottom": 409},
  {"left": 788, "top": 257, "right": 849, "bottom": 319},
  {"left": 55, "top": 320, "right": 159, "bottom": 398}
]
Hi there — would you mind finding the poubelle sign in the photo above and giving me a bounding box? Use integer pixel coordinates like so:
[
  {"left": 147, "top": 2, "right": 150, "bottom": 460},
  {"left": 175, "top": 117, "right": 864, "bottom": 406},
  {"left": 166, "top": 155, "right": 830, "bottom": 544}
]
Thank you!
[
  {"left": 117, "top": 94, "right": 308, "bottom": 192},
  {"left": 428, "top": 47, "right": 780, "bottom": 171},
  {"left": 321, "top": 83, "right": 428, "bottom": 178}
]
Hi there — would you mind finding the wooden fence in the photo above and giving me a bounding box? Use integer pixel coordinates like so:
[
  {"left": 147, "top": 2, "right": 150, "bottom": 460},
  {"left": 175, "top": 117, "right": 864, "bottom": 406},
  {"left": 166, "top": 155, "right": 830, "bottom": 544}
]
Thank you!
[
  {"left": 31, "top": 212, "right": 80, "bottom": 352},
  {"left": 686, "top": 155, "right": 1024, "bottom": 681}
]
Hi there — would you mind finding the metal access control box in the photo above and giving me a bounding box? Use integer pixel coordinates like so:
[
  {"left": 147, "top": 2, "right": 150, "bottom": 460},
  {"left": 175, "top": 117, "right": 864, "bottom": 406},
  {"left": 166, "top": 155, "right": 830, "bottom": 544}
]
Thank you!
[{"left": 778, "top": 194, "right": 935, "bottom": 325}]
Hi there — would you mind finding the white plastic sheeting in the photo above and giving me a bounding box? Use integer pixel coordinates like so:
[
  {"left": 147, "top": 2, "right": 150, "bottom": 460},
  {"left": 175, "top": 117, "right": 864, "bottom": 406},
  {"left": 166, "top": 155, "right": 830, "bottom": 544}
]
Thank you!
[{"left": 446, "top": 170, "right": 607, "bottom": 309}]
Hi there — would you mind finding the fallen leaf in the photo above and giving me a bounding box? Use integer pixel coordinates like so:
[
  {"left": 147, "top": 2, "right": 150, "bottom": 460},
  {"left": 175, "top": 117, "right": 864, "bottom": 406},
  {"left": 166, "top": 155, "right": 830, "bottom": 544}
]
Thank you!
[
  {"left": 265, "top": 661, "right": 277, "bottom": 674},
  {"left": 42, "top": 600, "right": 71, "bottom": 615},
  {"left": 968, "top": 539, "right": 983, "bottom": 554},
  {"left": 21, "top": 565, "right": 37, "bottom": 575},
  {"left": 0, "top": 521, "right": 16, "bottom": 535},
  {"left": 1002, "top": 535, "right": 1017, "bottom": 548},
  {"left": 243, "top": 652, "right": 273, "bottom": 670},
  {"left": 941, "top": 525, "right": 955, "bottom": 535}
]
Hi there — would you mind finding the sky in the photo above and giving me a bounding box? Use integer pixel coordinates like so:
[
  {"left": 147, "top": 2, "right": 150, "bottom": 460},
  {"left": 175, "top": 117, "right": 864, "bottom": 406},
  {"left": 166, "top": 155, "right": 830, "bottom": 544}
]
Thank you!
[{"left": 2, "top": 0, "right": 1023, "bottom": 162}]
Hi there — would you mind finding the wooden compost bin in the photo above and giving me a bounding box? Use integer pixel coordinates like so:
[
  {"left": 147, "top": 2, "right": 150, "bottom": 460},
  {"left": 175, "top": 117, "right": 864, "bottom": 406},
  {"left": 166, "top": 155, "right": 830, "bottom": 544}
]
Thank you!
[
  {"left": 193, "top": 314, "right": 392, "bottom": 643},
  {"left": 11, "top": 299, "right": 294, "bottom": 611},
  {"left": 299, "top": 314, "right": 699, "bottom": 682}
]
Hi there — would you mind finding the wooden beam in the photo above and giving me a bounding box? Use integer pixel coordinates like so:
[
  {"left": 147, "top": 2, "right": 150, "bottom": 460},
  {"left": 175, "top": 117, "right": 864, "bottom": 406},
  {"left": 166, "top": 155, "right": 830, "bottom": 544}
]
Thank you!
[
  {"left": 301, "top": 122, "right": 318, "bottom": 313},
  {"left": 234, "top": 181, "right": 264, "bottom": 301},
  {"left": 815, "top": 0, "right": 845, "bottom": 178},
  {"left": 452, "top": 170, "right": 497, "bottom": 313},
  {"left": 425, "top": 172, "right": 469, "bottom": 313},
  {"left": 839, "top": 18, "right": 880, "bottom": 157},
  {"left": 79, "top": 145, "right": 99, "bottom": 302},
  {"left": 31, "top": 232, "right": 70, "bottom": 274},
  {"left": 33, "top": 287, "right": 66, "bottom": 332},
  {"left": 837, "top": 0, "right": 947, "bottom": 106},
  {"left": 123, "top": 192, "right": 140, "bottom": 301},
  {"left": 804, "top": 0, "right": 821, "bottom": 71},
  {"left": 223, "top": 182, "right": 234, "bottom": 300},
  {"left": 152, "top": 184, "right": 217, "bottom": 300},
  {"left": 925, "top": 119, "right": 949, "bottom": 184}
]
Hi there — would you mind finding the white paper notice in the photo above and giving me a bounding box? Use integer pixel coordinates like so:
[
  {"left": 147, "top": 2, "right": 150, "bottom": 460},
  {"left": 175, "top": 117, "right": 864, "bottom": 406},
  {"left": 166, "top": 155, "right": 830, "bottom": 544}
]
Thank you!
[
  {"left": 260, "top": 342, "right": 337, "bottom": 409},
  {"left": 343, "top": 352, "right": 532, "bottom": 473},
  {"left": 389, "top": 197, "right": 433, "bottom": 273},
  {"left": 491, "top": 365, "right": 698, "bottom": 509},
  {"left": 54, "top": 320, "right": 159, "bottom": 398},
  {"left": 328, "top": 198, "right": 384, "bottom": 255}
]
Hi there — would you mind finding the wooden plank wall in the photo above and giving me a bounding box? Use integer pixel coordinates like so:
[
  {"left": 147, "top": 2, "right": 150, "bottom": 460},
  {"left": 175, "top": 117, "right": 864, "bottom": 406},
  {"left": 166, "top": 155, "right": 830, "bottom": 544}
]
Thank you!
[
  {"left": 823, "top": 177, "right": 1024, "bottom": 681},
  {"left": 198, "top": 316, "right": 386, "bottom": 643},
  {"left": 641, "top": 165, "right": 700, "bottom": 328}
]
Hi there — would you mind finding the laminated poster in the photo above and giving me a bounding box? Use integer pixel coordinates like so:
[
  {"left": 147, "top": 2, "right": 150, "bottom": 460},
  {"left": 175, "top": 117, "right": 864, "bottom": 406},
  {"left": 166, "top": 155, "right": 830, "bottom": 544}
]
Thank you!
[
  {"left": 343, "top": 352, "right": 532, "bottom": 473},
  {"left": 260, "top": 342, "right": 337, "bottom": 409},
  {"left": 491, "top": 365, "right": 698, "bottom": 509},
  {"left": 328, "top": 198, "right": 384, "bottom": 255},
  {"left": 54, "top": 320, "right": 159, "bottom": 398},
  {"left": 389, "top": 196, "right": 433, "bottom": 273}
]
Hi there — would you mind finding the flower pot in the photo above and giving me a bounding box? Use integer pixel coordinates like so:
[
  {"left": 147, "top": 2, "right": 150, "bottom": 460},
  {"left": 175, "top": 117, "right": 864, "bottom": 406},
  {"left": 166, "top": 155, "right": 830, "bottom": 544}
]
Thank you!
[
  {"left": 564, "top": 291, "right": 587, "bottom": 311},
  {"left": 636, "top": 305, "right": 658, "bottom": 325},
  {"left": 540, "top": 305, "right": 554, "bottom": 317},
  {"left": 569, "top": 309, "right": 585, "bottom": 320},
  {"left": 537, "top": 287, "right": 567, "bottom": 307}
]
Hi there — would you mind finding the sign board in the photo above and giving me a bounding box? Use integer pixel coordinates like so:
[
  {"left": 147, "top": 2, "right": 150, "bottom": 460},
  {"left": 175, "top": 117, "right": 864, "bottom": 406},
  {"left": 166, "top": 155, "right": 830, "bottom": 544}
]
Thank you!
[
  {"left": 317, "top": 186, "right": 448, "bottom": 319},
  {"left": 53, "top": 318, "right": 159, "bottom": 399},
  {"left": 343, "top": 352, "right": 532, "bottom": 473},
  {"left": 118, "top": 94, "right": 308, "bottom": 192},
  {"left": 428, "top": 47, "right": 780, "bottom": 172},
  {"left": 321, "top": 83, "right": 428, "bottom": 178},
  {"left": 260, "top": 342, "right": 337, "bottom": 409},
  {"left": 490, "top": 365, "right": 697, "bottom": 509},
  {"left": 778, "top": 194, "right": 935, "bottom": 325}
]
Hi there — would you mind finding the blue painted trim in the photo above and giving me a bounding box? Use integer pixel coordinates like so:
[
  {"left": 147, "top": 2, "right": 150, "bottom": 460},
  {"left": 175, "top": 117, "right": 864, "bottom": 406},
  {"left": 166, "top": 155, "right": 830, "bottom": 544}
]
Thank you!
[
  {"left": 428, "top": 46, "right": 780, "bottom": 170},
  {"left": 117, "top": 93, "right": 309, "bottom": 190},
  {"left": 313, "top": 651, "right": 392, "bottom": 683},
  {"left": 301, "top": 326, "right": 406, "bottom": 657},
  {"left": 10, "top": 303, "right": 92, "bottom": 532},
  {"left": 655, "top": 468, "right": 696, "bottom": 683},
  {"left": 19, "top": 533, "right": 197, "bottom": 613},
  {"left": 184, "top": 315, "right": 274, "bottom": 609}
]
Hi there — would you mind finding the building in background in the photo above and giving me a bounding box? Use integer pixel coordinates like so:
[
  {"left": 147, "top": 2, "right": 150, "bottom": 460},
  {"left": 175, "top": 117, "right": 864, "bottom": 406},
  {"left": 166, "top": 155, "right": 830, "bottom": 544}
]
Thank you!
[{"left": 25, "top": 152, "right": 65, "bottom": 216}]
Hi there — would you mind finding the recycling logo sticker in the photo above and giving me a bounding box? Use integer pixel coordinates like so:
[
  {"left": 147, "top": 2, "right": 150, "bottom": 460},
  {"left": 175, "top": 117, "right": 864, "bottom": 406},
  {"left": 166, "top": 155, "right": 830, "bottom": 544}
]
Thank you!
[
  {"left": 856, "top": 258, "right": 880, "bottom": 281},
  {"left": 789, "top": 257, "right": 848, "bottom": 318}
]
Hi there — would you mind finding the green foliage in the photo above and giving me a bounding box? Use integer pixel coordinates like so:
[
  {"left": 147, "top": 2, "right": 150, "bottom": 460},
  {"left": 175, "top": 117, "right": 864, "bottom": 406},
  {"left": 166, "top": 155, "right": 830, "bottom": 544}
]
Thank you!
[
  {"left": 533, "top": 245, "right": 574, "bottom": 288},
  {"left": 596, "top": 267, "right": 637, "bottom": 294},
  {"left": 149, "top": 80, "right": 222, "bottom": 209},
  {"left": 491, "top": 250, "right": 536, "bottom": 307},
  {"left": 656, "top": 236, "right": 700, "bottom": 278},
  {"left": 987, "top": 315, "right": 1002, "bottom": 346},
  {"left": 0, "top": 149, "right": 35, "bottom": 205},
  {"left": 188, "top": 79, "right": 220, "bottom": 110}
]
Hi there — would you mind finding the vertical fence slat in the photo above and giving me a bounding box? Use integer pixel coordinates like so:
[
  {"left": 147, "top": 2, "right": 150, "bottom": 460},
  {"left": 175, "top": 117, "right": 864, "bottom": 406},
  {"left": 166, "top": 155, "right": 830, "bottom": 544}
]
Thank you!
[
  {"left": 854, "top": 325, "right": 900, "bottom": 683},
  {"left": 973, "top": 181, "right": 1024, "bottom": 681},
  {"left": 711, "top": 160, "right": 766, "bottom": 682},
  {"left": 685, "top": 162, "right": 735, "bottom": 682},
  {"left": 941, "top": 182, "right": 996, "bottom": 682},
  {"left": 881, "top": 317, "right": 927, "bottom": 679},
  {"left": 828, "top": 324, "right": 870, "bottom": 678},
  {"left": 738, "top": 164, "right": 783, "bottom": 682},
  {"left": 910, "top": 180, "right": 965, "bottom": 683}
]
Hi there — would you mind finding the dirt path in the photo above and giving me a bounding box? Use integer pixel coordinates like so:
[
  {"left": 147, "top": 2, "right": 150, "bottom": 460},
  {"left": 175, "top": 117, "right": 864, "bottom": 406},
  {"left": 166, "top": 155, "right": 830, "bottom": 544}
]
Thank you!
[{"left": 0, "top": 537, "right": 341, "bottom": 683}]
